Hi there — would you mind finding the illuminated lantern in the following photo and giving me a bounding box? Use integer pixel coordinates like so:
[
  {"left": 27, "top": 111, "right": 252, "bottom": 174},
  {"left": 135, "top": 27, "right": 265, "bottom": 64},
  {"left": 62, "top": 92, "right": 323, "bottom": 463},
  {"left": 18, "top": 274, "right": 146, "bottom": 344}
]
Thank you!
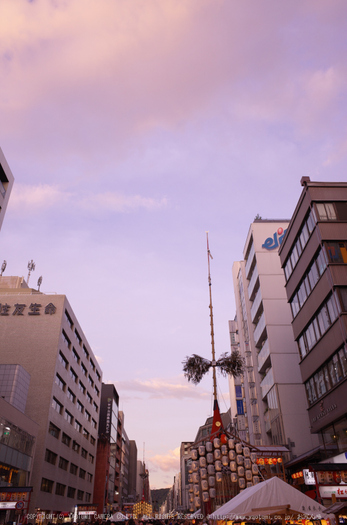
[
  {"left": 189, "top": 484, "right": 193, "bottom": 493},
  {"left": 215, "top": 460, "right": 222, "bottom": 471},
  {"left": 231, "top": 473, "right": 238, "bottom": 483},
  {"left": 221, "top": 444, "right": 228, "bottom": 455},
  {"left": 199, "top": 445, "right": 206, "bottom": 456},
  {"left": 252, "top": 464, "right": 259, "bottom": 475},
  {"left": 207, "top": 464, "right": 215, "bottom": 475},
  {"left": 201, "top": 480, "right": 208, "bottom": 491},
  {"left": 259, "top": 458, "right": 264, "bottom": 465},
  {"left": 235, "top": 443, "right": 243, "bottom": 454},
  {"left": 221, "top": 434, "right": 228, "bottom": 444},
  {"left": 222, "top": 456, "right": 229, "bottom": 466},
  {"left": 206, "top": 441, "right": 213, "bottom": 452},
  {"left": 200, "top": 468, "right": 207, "bottom": 479},
  {"left": 216, "top": 472, "right": 223, "bottom": 482},
  {"left": 278, "top": 457, "right": 283, "bottom": 463},
  {"left": 206, "top": 453, "right": 214, "bottom": 464},
  {"left": 194, "top": 497, "right": 200, "bottom": 508},
  {"left": 229, "top": 450, "right": 236, "bottom": 461},
  {"left": 341, "top": 471, "right": 347, "bottom": 483},
  {"left": 192, "top": 473, "right": 199, "bottom": 483},
  {"left": 208, "top": 476, "right": 216, "bottom": 487},
  {"left": 214, "top": 449, "right": 222, "bottom": 460},
  {"left": 191, "top": 449, "right": 198, "bottom": 460},
  {"left": 250, "top": 453, "right": 257, "bottom": 463},
  {"left": 299, "top": 471, "right": 303, "bottom": 478},
  {"left": 237, "top": 466, "right": 245, "bottom": 477},
  {"left": 244, "top": 458, "right": 251, "bottom": 469},
  {"left": 239, "top": 478, "right": 246, "bottom": 489},
  {"left": 192, "top": 461, "right": 199, "bottom": 471},
  {"left": 253, "top": 476, "right": 260, "bottom": 484},
  {"left": 213, "top": 437, "right": 221, "bottom": 449},
  {"left": 272, "top": 458, "right": 278, "bottom": 465},
  {"left": 243, "top": 447, "right": 250, "bottom": 457},
  {"left": 264, "top": 458, "right": 269, "bottom": 464},
  {"left": 199, "top": 456, "right": 206, "bottom": 468},
  {"left": 333, "top": 472, "right": 341, "bottom": 484},
  {"left": 188, "top": 474, "right": 193, "bottom": 483},
  {"left": 245, "top": 470, "right": 252, "bottom": 481},
  {"left": 202, "top": 491, "right": 209, "bottom": 502},
  {"left": 209, "top": 488, "right": 216, "bottom": 498},
  {"left": 268, "top": 458, "right": 273, "bottom": 465},
  {"left": 194, "top": 484, "right": 199, "bottom": 495},
  {"left": 237, "top": 455, "right": 244, "bottom": 465},
  {"left": 230, "top": 461, "right": 237, "bottom": 472},
  {"left": 247, "top": 482, "right": 253, "bottom": 488},
  {"left": 228, "top": 439, "right": 235, "bottom": 449}
]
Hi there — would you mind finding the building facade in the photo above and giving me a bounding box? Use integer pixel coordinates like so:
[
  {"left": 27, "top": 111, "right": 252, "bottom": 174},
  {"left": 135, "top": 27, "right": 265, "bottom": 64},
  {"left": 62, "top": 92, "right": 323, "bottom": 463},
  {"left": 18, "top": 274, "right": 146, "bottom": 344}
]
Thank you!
[
  {"left": 279, "top": 178, "right": 347, "bottom": 457},
  {"left": 231, "top": 220, "right": 318, "bottom": 458},
  {"left": 0, "top": 148, "right": 14, "bottom": 232},
  {"left": 0, "top": 276, "right": 102, "bottom": 515}
]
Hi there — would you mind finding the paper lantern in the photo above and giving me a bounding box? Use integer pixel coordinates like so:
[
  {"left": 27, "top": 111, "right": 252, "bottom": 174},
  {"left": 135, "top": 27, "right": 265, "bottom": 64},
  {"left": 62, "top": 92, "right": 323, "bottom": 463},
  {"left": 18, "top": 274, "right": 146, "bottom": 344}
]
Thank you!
[
  {"left": 237, "top": 466, "right": 245, "bottom": 477},
  {"left": 198, "top": 445, "right": 206, "bottom": 456},
  {"left": 247, "top": 482, "right": 253, "bottom": 488},
  {"left": 200, "top": 468, "right": 207, "bottom": 479},
  {"left": 230, "top": 472, "right": 238, "bottom": 483},
  {"left": 244, "top": 458, "right": 251, "bottom": 469},
  {"left": 228, "top": 439, "right": 235, "bottom": 449},
  {"left": 245, "top": 470, "right": 252, "bottom": 481},
  {"left": 252, "top": 464, "right": 259, "bottom": 475},
  {"left": 239, "top": 478, "right": 246, "bottom": 489},
  {"left": 214, "top": 449, "right": 221, "bottom": 460},
  {"left": 243, "top": 447, "right": 250, "bottom": 457},
  {"left": 209, "top": 488, "right": 216, "bottom": 498},
  {"left": 215, "top": 460, "right": 222, "bottom": 471},
  {"left": 201, "top": 480, "right": 208, "bottom": 491},
  {"left": 194, "top": 484, "right": 199, "bottom": 495},
  {"left": 250, "top": 453, "right": 257, "bottom": 463},
  {"left": 216, "top": 472, "right": 223, "bottom": 482},
  {"left": 222, "top": 456, "right": 229, "bottom": 466},
  {"left": 192, "top": 473, "right": 199, "bottom": 483},
  {"left": 230, "top": 461, "right": 236, "bottom": 472},
  {"left": 236, "top": 455, "right": 244, "bottom": 465},
  {"left": 192, "top": 461, "right": 199, "bottom": 471},
  {"left": 213, "top": 437, "right": 221, "bottom": 449},
  {"left": 202, "top": 491, "right": 209, "bottom": 502},
  {"left": 221, "top": 434, "right": 228, "bottom": 444},
  {"left": 207, "top": 464, "right": 215, "bottom": 475},
  {"left": 191, "top": 449, "right": 198, "bottom": 460},
  {"left": 208, "top": 476, "right": 216, "bottom": 487},
  {"left": 229, "top": 450, "right": 236, "bottom": 461},
  {"left": 206, "top": 453, "right": 214, "bottom": 464},
  {"left": 188, "top": 484, "right": 193, "bottom": 493},
  {"left": 272, "top": 458, "right": 278, "bottom": 465},
  {"left": 206, "top": 441, "right": 213, "bottom": 452},
  {"left": 221, "top": 444, "right": 228, "bottom": 455},
  {"left": 235, "top": 443, "right": 243, "bottom": 454},
  {"left": 194, "top": 497, "right": 200, "bottom": 508},
  {"left": 253, "top": 476, "right": 260, "bottom": 484},
  {"left": 199, "top": 456, "right": 206, "bottom": 468}
]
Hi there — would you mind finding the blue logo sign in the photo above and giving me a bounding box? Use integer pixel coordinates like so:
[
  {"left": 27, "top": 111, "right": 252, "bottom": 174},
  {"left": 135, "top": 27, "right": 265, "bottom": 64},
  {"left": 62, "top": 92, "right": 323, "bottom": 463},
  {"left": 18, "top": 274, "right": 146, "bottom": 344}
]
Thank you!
[{"left": 262, "top": 228, "right": 287, "bottom": 250}]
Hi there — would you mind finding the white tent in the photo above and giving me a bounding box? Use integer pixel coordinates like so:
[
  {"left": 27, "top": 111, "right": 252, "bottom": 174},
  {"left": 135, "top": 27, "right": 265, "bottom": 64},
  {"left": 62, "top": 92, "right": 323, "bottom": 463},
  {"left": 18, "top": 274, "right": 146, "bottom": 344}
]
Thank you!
[
  {"left": 209, "top": 476, "right": 328, "bottom": 522},
  {"left": 108, "top": 511, "right": 127, "bottom": 521}
]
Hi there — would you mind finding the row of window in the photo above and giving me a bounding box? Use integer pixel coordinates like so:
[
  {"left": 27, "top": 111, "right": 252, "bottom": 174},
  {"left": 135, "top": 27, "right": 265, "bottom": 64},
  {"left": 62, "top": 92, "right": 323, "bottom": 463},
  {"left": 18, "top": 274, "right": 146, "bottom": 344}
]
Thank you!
[
  {"left": 325, "top": 241, "right": 347, "bottom": 264},
  {"left": 58, "top": 350, "right": 100, "bottom": 403},
  {"left": 298, "top": 293, "right": 340, "bottom": 360},
  {"left": 63, "top": 311, "right": 101, "bottom": 382},
  {"left": 316, "top": 201, "right": 347, "bottom": 221},
  {"left": 62, "top": 332, "right": 101, "bottom": 389},
  {"left": 45, "top": 448, "right": 93, "bottom": 479},
  {"left": 284, "top": 208, "right": 316, "bottom": 282},
  {"left": 51, "top": 398, "right": 96, "bottom": 444},
  {"left": 290, "top": 248, "right": 327, "bottom": 318},
  {"left": 55, "top": 374, "right": 98, "bottom": 428},
  {"left": 305, "top": 346, "right": 347, "bottom": 406},
  {"left": 41, "top": 477, "right": 92, "bottom": 501},
  {"left": 49, "top": 422, "right": 96, "bottom": 461}
]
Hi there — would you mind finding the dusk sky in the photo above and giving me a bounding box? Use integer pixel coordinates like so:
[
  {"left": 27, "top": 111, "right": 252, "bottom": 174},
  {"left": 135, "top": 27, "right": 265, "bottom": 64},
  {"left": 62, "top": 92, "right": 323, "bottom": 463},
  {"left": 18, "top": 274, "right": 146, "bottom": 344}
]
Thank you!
[{"left": 1, "top": 0, "right": 347, "bottom": 489}]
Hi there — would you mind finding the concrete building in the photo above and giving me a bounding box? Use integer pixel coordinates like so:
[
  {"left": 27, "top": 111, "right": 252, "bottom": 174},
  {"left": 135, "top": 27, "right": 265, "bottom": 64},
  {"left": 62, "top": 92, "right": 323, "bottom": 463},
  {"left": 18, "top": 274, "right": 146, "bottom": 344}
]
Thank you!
[
  {"left": 278, "top": 178, "right": 347, "bottom": 463},
  {"left": 231, "top": 220, "right": 318, "bottom": 458},
  {"left": 94, "top": 383, "right": 120, "bottom": 514},
  {"left": 179, "top": 441, "right": 193, "bottom": 512},
  {"left": 0, "top": 276, "right": 102, "bottom": 516},
  {"left": 0, "top": 148, "right": 14, "bottom": 232}
]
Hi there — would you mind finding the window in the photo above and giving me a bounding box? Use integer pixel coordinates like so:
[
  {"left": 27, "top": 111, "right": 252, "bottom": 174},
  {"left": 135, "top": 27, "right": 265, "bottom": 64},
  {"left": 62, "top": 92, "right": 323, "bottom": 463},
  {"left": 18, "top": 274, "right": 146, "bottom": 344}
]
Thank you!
[
  {"left": 284, "top": 208, "right": 316, "bottom": 281},
  {"left": 67, "top": 388, "right": 76, "bottom": 403},
  {"left": 59, "top": 456, "right": 69, "bottom": 471},
  {"left": 62, "top": 432, "right": 71, "bottom": 446},
  {"left": 83, "top": 345, "right": 89, "bottom": 360},
  {"left": 88, "top": 453, "right": 94, "bottom": 464},
  {"left": 56, "top": 483, "right": 66, "bottom": 496},
  {"left": 77, "top": 489, "right": 84, "bottom": 500},
  {"left": 79, "top": 468, "right": 86, "bottom": 479},
  {"left": 96, "top": 370, "right": 101, "bottom": 382},
  {"left": 305, "top": 346, "right": 347, "bottom": 405},
  {"left": 85, "top": 492, "right": 91, "bottom": 502},
  {"left": 64, "top": 410, "right": 73, "bottom": 425},
  {"left": 62, "top": 330, "right": 71, "bottom": 349},
  {"left": 73, "top": 348, "right": 80, "bottom": 363},
  {"left": 81, "top": 448, "right": 87, "bottom": 459},
  {"left": 83, "top": 428, "right": 89, "bottom": 440},
  {"left": 325, "top": 242, "right": 347, "bottom": 264},
  {"left": 75, "top": 329, "right": 82, "bottom": 345},
  {"left": 75, "top": 420, "right": 82, "bottom": 433},
  {"left": 87, "top": 392, "right": 92, "bottom": 404},
  {"left": 55, "top": 374, "right": 65, "bottom": 391},
  {"left": 52, "top": 397, "right": 63, "bottom": 415},
  {"left": 45, "top": 449, "right": 57, "bottom": 465},
  {"left": 70, "top": 368, "right": 78, "bottom": 383},
  {"left": 91, "top": 418, "right": 97, "bottom": 429},
  {"left": 41, "top": 478, "right": 54, "bottom": 493},
  {"left": 90, "top": 436, "right": 96, "bottom": 446},
  {"left": 77, "top": 400, "right": 84, "bottom": 413},
  {"left": 84, "top": 410, "right": 91, "bottom": 422},
  {"left": 88, "top": 375, "right": 94, "bottom": 387},
  {"left": 316, "top": 202, "right": 337, "bottom": 220},
  {"left": 81, "top": 363, "right": 87, "bottom": 376},
  {"left": 79, "top": 381, "right": 86, "bottom": 395},
  {"left": 67, "top": 486, "right": 76, "bottom": 499},
  {"left": 90, "top": 359, "right": 95, "bottom": 372},
  {"left": 87, "top": 472, "right": 93, "bottom": 483},
  {"left": 94, "top": 386, "right": 99, "bottom": 397},
  {"left": 72, "top": 440, "right": 80, "bottom": 453},
  {"left": 59, "top": 351, "right": 68, "bottom": 369},
  {"left": 70, "top": 463, "right": 78, "bottom": 475},
  {"left": 48, "top": 422, "right": 60, "bottom": 439},
  {"left": 65, "top": 309, "right": 73, "bottom": 329},
  {"left": 93, "top": 401, "right": 98, "bottom": 412}
]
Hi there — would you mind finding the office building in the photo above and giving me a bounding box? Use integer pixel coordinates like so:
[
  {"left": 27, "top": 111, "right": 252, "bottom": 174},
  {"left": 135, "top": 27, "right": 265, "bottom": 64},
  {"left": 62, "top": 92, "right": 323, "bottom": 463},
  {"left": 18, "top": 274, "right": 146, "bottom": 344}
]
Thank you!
[
  {"left": 0, "top": 276, "right": 102, "bottom": 515},
  {"left": 0, "top": 148, "right": 14, "bottom": 232},
  {"left": 231, "top": 220, "right": 318, "bottom": 458},
  {"left": 279, "top": 178, "right": 347, "bottom": 461}
]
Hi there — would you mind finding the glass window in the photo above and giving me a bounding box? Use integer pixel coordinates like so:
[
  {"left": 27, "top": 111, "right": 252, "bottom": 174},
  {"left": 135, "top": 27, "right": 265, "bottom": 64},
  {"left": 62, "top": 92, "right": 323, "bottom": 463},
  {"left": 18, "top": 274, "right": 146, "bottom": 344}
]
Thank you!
[
  {"left": 327, "top": 295, "right": 339, "bottom": 324},
  {"left": 339, "top": 288, "right": 347, "bottom": 312},
  {"left": 45, "top": 449, "right": 57, "bottom": 465},
  {"left": 62, "top": 330, "right": 71, "bottom": 349},
  {"left": 67, "top": 486, "right": 76, "bottom": 498},
  {"left": 77, "top": 489, "right": 84, "bottom": 500},
  {"left": 41, "top": 478, "right": 54, "bottom": 493},
  {"left": 308, "top": 261, "right": 319, "bottom": 290},
  {"left": 73, "top": 349, "right": 80, "bottom": 363},
  {"left": 309, "top": 377, "right": 317, "bottom": 402},
  {"left": 298, "top": 282, "right": 307, "bottom": 307},
  {"left": 300, "top": 223, "right": 309, "bottom": 249},
  {"left": 291, "top": 294, "right": 299, "bottom": 318},
  {"left": 316, "top": 202, "right": 337, "bottom": 220},
  {"left": 52, "top": 397, "right": 63, "bottom": 415},
  {"left": 72, "top": 440, "right": 80, "bottom": 452},
  {"left": 79, "top": 468, "right": 86, "bottom": 479},
  {"left": 326, "top": 242, "right": 344, "bottom": 263},
  {"left": 62, "top": 432, "right": 71, "bottom": 446},
  {"left": 323, "top": 364, "right": 332, "bottom": 391},
  {"left": 59, "top": 457, "right": 69, "bottom": 470},
  {"left": 75, "top": 420, "right": 82, "bottom": 433},
  {"left": 307, "top": 209, "right": 316, "bottom": 233},
  {"left": 48, "top": 422, "right": 60, "bottom": 439},
  {"left": 316, "top": 249, "right": 327, "bottom": 275},
  {"left": 284, "top": 259, "right": 292, "bottom": 281},
  {"left": 338, "top": 347, "right": 347, "bottom": 377},
  {"left": 64, "top": 410, "right": 73, "bottom": 425},
  {"left": 70, "top": 368, "right": 78, "bottom": 382},
  {"left": 56, "top": 483, "right": 66, "bottom": 496},
  {"left": 67, "top": 388, "right": 75, "bottom": 403},
  {"left": 70, "top": 463, "right": 78, "bottom": 475},
  {"left": 81, "top": 448, "right": 87, "bottom": 458},
  {"left": 59, "top": 351, "right": 68, "bottom": 369},
  {"left": 317, "top": 308, "right": 330, "bottom": 335},
  {"left": 298, "top": 335, "right": 307, "bottom": 359},
  {"left": 55, "top": 374, "right": 65, "bottom": 391},
  {"left": 77, "top": 401, "right": 83, "bottom": 413},
  {"left": 305, "top": 323, "right": 317, "bottom": 350}
]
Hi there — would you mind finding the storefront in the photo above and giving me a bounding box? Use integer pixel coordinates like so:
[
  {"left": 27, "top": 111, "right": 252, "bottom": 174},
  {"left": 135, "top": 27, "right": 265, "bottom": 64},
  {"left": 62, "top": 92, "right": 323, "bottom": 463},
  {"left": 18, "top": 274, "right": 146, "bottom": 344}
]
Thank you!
[{"left": 0, "top": 487, "right": 32, "bottom": 525}]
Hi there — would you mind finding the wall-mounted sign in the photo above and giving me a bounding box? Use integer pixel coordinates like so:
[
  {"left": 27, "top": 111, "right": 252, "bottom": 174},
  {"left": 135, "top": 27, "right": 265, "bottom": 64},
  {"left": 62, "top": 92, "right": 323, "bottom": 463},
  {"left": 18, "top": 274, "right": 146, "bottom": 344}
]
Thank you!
[
  {"left": 303, "top": 469, "right": 316, "bottom": 485},
  {"left": 262, "top": 228, "right": 287, "bottom": 251},
  {"left": 319, "top": 486, "right": 347, "bottom": 499},
  {"left": 0, "top": 302, "right": 56, "bottom": 316}
]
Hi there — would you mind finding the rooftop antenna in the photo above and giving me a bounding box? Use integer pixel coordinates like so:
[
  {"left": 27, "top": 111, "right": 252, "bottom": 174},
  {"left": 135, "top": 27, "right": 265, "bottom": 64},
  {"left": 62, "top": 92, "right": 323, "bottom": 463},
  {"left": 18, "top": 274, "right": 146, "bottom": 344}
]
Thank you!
[
  {"left": 206, "top": 231, "right": 217, "bottom": 402},
  {"left": 37, "top": 276, "right": 43, "bottom": 291},
  {"left": 27, "top": 259, "right": 35, "bottom": 286},
  {"left": 0, "top": 260, "right": 6, "bottom": 276}
]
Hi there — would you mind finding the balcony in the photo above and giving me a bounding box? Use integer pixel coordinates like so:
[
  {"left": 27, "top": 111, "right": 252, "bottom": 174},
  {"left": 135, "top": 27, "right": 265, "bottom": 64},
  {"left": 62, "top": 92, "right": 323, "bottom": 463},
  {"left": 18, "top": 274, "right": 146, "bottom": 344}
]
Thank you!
[
  {"left": 250, "top": 288, "right": 262, "bottom": 324},
  {"left": 253, "top": 311, "right": 266, "bottom": 347},
  {"left": 245, "top": 242, "right": 255, "bottom": 280},
  {"left": 257, "top": 339, "right": 271, "bottom": 374},
  {"left": 264, "top": 410, "right": 271, "bottom": 433},
  {"left": 247, "top": 265, "right": 259, "bottom": 301},
  {"left": 260, "top": 368, "right": 274, "bottom": 399}
]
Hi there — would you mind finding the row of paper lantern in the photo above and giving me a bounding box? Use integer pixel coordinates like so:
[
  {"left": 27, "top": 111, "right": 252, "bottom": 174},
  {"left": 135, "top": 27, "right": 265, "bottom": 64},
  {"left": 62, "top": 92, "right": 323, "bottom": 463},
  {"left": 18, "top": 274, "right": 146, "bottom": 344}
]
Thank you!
[{"left": 191, "top": 439, "right": 251, "bottom": 459}]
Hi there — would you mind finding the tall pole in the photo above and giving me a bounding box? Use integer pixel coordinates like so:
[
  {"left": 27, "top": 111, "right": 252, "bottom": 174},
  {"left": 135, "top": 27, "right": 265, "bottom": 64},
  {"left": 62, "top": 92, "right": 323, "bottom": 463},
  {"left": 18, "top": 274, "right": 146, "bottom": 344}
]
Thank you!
[{"left": 206, "top": 232, "right": 217, "bottom": 402}]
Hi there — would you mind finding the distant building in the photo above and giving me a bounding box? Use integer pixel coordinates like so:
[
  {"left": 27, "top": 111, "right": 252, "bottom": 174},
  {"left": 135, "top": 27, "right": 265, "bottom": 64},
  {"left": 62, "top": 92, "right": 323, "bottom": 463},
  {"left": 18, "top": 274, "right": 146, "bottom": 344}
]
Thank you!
[
  {"left": 230, "top": 220, "right": 318, "bottom": 458},
  {"left": 179, "top": 441, "right": 193, "bottom": 512},
  {"left": 0, "top": 148, "right": 14, "bottom": 232},
  {"left": 279, "top": 178, "right": 347, "bottom": 469},
  {"left": 0, "top": 276, "right": 102, "bottom": 515}
]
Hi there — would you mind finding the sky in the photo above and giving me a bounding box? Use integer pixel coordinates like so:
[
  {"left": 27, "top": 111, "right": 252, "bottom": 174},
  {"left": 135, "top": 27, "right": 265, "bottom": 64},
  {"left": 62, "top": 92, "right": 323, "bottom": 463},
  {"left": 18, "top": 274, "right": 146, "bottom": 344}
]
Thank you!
[{"left": 1, "top": 0, "right": 347, "bottom": 489}]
